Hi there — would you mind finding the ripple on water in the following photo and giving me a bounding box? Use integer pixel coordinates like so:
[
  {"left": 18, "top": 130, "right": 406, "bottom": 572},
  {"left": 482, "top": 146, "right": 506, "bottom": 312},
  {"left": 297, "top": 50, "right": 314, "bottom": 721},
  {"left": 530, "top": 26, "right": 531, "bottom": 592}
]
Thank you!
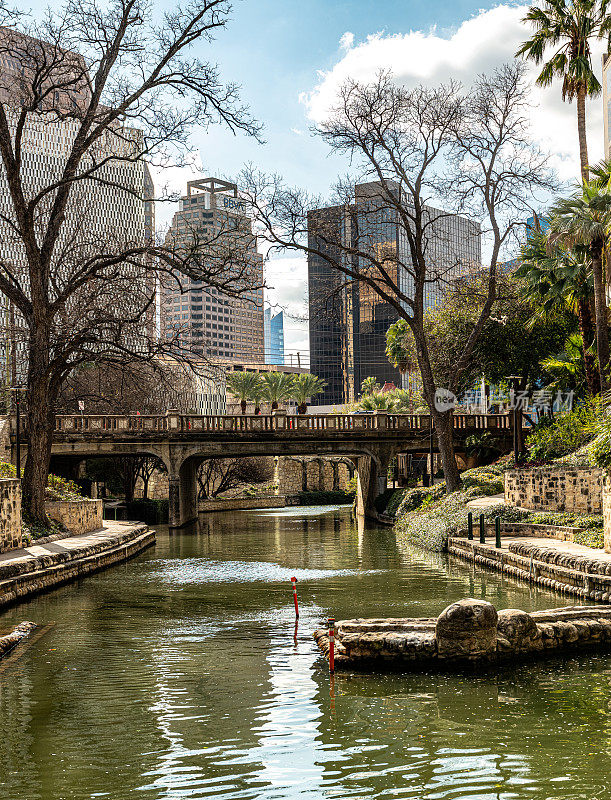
[{"left": 147, "top": 559, "right": 383, "bottom": 585}]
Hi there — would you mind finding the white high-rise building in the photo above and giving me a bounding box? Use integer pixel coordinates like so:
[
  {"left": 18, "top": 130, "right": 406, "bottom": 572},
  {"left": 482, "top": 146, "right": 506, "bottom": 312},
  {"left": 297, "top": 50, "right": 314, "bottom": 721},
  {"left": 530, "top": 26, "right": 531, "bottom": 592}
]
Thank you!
[
  {"left": 161, "top": 177, "right": 264, "bottom": 362},
  {"left": 0, "top": 29, "right": 153, "bottom": 387}
]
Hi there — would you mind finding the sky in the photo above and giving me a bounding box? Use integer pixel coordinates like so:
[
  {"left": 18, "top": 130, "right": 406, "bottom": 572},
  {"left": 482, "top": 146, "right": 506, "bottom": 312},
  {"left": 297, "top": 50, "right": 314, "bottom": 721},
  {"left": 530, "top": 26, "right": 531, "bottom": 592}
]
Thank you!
[{"left": 27, "top": 0, "right": 611, "bottom": 358}]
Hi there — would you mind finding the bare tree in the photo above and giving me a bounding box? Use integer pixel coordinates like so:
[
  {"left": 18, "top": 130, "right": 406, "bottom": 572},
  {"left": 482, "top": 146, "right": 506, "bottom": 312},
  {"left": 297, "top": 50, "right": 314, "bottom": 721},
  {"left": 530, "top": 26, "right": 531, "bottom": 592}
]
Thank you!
[
  {"left": 197, "top": 456, "right": 273, "bottom": 499},
  {"left": 0, "top": 1, "right": 261, "bottom": 522},
  {"left": 242, "top": 64, "right": 555, "bottom": 491}
]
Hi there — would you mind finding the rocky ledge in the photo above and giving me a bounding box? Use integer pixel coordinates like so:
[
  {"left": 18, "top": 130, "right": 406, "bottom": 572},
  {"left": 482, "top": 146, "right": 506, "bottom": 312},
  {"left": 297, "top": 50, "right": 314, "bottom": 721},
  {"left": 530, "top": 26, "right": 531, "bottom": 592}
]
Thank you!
[
  {"left": 0, "top": 621, "right": 36, "bottom": 658},
  {"left": 313, "top": 599, "right": 611, "bottom": 669}
]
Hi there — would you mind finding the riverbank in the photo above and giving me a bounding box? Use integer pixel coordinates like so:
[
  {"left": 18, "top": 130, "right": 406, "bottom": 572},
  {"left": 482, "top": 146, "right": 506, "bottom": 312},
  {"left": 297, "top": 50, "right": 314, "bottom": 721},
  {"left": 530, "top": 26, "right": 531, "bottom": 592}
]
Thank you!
[
  {"left": 0, "top": 521, "right": 154, "bottom": 610},
  {"left": 449, "top": 533, "right": 611, "bottom": 602}
]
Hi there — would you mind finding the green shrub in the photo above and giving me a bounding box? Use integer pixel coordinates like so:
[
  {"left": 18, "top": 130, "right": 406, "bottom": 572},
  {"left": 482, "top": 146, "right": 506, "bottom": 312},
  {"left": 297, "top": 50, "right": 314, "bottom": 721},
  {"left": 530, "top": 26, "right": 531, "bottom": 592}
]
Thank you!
[
  {"left": 374, "top": 488, "right": 406, "bottom": 516},
  {"left": 526, "top": 400, "right": 601, "bottom": 463},
  {"left": 124, "top": 499, "right": 169, "bottom": 524},
  {"left": 297, "top": 490, "right": 353, "bottom": 506},
  {"left": 395, "top": 484, "right": 444, "bottom": 516},
  {"left": 573, "top": 529, "right": 604, "bottom": 549}
]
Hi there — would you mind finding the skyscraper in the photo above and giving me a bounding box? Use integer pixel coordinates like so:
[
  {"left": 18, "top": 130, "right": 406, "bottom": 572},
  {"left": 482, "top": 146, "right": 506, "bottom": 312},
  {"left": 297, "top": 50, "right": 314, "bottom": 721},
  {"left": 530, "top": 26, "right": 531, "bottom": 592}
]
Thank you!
[
  {"left": 0, "top": 28, "right": 154, "bottom": 387},
  {"left": 307, "top": 181, "right": 481, "bottom": 405},
  {"left": 264, "top": 308, "right": 285, "bottom": 365},
  {"left": 604, "top": 53, "right": 611, "bottom": 160},
  {"left": 161, "top": 177, "right": 264, "bottom": 362}
]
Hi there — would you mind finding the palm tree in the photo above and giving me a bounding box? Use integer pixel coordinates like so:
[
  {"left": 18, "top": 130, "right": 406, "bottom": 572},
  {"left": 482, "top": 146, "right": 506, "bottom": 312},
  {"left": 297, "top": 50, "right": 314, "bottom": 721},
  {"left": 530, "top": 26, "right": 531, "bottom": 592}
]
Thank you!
[
  {"left": 226, "top": 372, "right": 264, "bottom": 415},
  {"left": 261, "top": 371, "right": 295, "bottom": 411},
  {"left": 541, "top": 331, "right": 590, "bottom": 393},
  {"left": 357, "top": 392, "right": 398, "bottom": 411},
  {"left": 292, "top": 374, "right": 326, "bottom": 414},
  {"left": 516, "top": 0, "right": 611, "bottom": 181},
  {"left": 515, "top": 221, "right": 598, "bottom": 393},
  {"left": 360, "top": 376, "right": 381, "bottom": 396},
  {"left": 550, "top": 181, "right": 611, "bottom": 391}
]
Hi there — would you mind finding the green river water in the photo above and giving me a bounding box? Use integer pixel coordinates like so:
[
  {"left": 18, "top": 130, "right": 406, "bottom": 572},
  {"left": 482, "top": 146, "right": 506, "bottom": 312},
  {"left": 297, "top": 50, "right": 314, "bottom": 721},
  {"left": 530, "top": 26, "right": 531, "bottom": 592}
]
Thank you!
[{"left": 0, "top": 505, "right": 610, "bottom": 800}]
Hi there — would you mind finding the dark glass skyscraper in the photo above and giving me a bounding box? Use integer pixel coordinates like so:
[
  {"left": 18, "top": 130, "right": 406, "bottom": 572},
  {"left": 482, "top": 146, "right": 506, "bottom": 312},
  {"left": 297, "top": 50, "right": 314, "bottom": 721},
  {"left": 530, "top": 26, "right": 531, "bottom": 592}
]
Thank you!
[{"left": 307, "top": 181, "right": 481, "bottom": 406}]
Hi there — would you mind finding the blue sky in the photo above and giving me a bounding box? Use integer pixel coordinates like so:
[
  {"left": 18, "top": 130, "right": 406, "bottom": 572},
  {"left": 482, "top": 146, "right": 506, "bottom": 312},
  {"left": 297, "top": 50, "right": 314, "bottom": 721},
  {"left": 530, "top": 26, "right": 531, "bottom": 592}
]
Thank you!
[
  {"left": 24, "top": 0, "right": 606, "bottom": 356},
  {"left": 186, "top": 0, "right": 513, "bottom": 196}
]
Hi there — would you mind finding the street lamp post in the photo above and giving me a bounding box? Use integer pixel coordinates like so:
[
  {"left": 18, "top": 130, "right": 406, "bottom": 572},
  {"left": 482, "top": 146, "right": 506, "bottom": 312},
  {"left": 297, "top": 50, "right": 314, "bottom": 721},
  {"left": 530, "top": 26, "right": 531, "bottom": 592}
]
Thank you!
[
  {"left": 429, "top": 414, "right": 434, "bottom": 486},
  {"left": 506, "top": 375, "right": 521, "bottom": 466},
  {"left": 10, "top": 386, "right": 23, "bottom": 479}
]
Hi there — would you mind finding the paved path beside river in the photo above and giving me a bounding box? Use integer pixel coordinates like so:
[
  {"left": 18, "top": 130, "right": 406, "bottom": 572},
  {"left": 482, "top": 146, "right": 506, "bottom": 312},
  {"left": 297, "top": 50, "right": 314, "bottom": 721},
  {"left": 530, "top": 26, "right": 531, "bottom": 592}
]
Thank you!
[{"left": 0, "top": 521, "right": 155, "bottom": 610}]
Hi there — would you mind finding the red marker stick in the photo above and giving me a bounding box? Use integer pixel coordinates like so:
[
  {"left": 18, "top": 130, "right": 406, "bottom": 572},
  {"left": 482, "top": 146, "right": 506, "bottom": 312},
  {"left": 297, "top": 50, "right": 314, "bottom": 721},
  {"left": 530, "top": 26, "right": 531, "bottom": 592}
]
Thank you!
[
  {"left": 291, "top": 577, "right": 299, "bottom": 618},
  {"left": 328, "top": 617, "right": 335, "bottom": 673}
]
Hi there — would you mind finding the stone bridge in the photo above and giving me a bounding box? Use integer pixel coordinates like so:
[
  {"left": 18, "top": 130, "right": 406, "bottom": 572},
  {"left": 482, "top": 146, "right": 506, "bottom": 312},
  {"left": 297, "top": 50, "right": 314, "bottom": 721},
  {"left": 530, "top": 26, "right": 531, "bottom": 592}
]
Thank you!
[{"left": 10, "top": 410, "right": 514, "bottom": 526}]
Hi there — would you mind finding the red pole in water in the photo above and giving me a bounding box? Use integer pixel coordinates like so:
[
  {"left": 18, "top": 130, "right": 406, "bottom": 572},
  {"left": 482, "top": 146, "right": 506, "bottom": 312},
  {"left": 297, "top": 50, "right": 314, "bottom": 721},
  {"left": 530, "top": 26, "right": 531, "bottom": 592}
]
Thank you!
[
  {"left": 291, "top": 576, "right": 299, "bottom": 618},
  {"left": 328, "top": 617, "right": 335, "bottom": 673}
]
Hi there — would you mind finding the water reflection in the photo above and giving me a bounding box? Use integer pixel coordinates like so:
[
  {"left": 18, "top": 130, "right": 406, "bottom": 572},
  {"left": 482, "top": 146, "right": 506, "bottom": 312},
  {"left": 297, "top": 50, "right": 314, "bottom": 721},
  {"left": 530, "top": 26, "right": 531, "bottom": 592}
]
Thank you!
[{"left": 0, "top": 506, "right": 608, "bottom": 799}]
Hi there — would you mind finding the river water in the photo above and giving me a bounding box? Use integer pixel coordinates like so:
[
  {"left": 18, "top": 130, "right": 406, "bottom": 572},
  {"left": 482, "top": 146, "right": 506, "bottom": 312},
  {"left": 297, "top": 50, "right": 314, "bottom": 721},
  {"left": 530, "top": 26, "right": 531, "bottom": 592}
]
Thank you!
[{"left": 0, "top": 505, "right": 609, "bottom": 800}]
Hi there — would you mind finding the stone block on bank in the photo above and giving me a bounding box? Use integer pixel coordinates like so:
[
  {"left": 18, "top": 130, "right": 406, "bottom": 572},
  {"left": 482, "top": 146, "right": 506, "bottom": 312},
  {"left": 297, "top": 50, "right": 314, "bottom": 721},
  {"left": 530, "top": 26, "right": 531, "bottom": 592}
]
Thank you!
[
  {"left": 0, "top": 478, "right": 21, "bottom": 553},
  {"left": 45, "top": 499, "right": 103, "bottom": 536},
  {"left": 313, "top": 600, "right": 611, "bottom": 670}
]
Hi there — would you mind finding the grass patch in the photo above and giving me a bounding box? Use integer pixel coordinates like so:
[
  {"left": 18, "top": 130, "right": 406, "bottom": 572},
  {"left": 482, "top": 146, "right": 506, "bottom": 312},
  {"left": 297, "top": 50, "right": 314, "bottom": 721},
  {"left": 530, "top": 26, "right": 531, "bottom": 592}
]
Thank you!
[
  {"left": 297, "top": 490, "right": 354, "bottom": 506},
  {"left": 124, "top": 499, "right": 169, "bottom": 524}
]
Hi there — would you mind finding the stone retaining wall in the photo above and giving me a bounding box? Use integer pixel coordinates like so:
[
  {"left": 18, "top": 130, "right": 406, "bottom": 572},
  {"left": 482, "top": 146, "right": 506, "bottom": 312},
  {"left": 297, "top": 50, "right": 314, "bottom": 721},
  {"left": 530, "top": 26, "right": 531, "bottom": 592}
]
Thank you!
[
  {"left": 603, "top": 474, "right": 611, "bottom": 554},
  {"left": 313, "top": 599, "right": 611, "bottom": 669},
  {"left": 474, "top": 521, "right": 581, "bottom": 542},
  {"left": 448, "top": 536, "right": 611, "bottom": 602},
  {"left": 0, "top": 479, "right": 21, "bottom": 553},
  {"left": 46, "top": 499, "right": 103, "bottom": 535},
  {"left": 277, "top": 457, "right": 354, "bottom": 494},
  {"left": 505, "top": 467, "right": 603, "bottom": 513},
  {"left": 0, "top": 523, "right": 154, "bottom": 609},
  {"left": 199, "top": 496, "right": 296, "bottom": 512},
  {"left": 0, "top": 621, "right": 36, "bottom": 658}
]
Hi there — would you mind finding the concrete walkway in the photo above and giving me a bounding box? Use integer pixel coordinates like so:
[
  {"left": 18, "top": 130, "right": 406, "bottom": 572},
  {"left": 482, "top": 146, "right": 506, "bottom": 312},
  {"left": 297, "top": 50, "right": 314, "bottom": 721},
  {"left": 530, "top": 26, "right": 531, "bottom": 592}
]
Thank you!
[
  {"left": 0, "top": 521, "right": 155, "bottom": 610},
  {"left": 0, "top": 522, "right": 142, "bottom": 567},
  {"left": 466, "top": 493, "right": 505, "bottom": 509},
  {"left": 494, "top": 535, "right": 611, "bottom": 561}
]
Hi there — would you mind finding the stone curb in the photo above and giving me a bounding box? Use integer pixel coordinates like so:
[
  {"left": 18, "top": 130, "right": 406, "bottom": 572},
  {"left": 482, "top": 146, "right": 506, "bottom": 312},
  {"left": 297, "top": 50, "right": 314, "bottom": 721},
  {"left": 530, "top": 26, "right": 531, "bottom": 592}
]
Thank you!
[
  {"left": 448, "top": 538, "right": 611, "bottom": 602},
  {"left": 0, "top": 525, "right": 155, "bottom": 610},
  {"left": 0, "top": 621, "right": 36, "bottom": 657}
]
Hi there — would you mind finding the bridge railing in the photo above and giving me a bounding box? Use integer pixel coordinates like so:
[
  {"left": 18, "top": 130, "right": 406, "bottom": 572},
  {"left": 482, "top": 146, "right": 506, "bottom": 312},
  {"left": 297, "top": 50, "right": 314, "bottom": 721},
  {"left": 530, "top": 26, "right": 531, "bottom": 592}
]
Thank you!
[{"left": 10, "top": 411, "right": 514, "bottom": 435}]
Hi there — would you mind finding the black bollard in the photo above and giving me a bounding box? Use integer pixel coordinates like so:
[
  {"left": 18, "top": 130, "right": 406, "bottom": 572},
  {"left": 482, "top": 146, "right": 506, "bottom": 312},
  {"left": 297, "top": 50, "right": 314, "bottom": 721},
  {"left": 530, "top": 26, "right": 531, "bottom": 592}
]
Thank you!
[
  {"left": 479, "top": 514, "right": 485, "bottom": 544},
  {"left": 495, "top": 517, "right": 502, "bottom": 549},
  {"left": 467, "top": 512, "right": 473, "bottom": 540}
]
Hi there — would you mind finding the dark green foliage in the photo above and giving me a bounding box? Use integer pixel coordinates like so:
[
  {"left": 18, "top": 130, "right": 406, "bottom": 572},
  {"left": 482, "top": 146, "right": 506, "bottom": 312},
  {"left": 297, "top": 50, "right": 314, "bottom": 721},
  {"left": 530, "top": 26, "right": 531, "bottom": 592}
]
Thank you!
[
  {"left": 573, "top": 529, "right": 604, "bottom": 548},
  {"left": 374, "top": 488, "right": 407, "bottom": 516},
  {"left": 124, "top": 499, "right": 169, "bottom": 524},
  {"left": 297, "top": 490, "right": 354, "bottom": 506},
  {"left": 385, "top": 273, "right": 574, "bottom": 394},
  {"left": 525, "top": 399, "right": 600, "bottom": 462}
]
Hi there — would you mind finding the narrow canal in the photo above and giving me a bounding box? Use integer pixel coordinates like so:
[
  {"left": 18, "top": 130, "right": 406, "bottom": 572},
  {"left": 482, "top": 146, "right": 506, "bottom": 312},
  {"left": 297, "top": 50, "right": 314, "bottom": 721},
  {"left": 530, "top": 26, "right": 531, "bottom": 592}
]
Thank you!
[{"left": 0, "top": 506, "right": 609, "bottom": 800}]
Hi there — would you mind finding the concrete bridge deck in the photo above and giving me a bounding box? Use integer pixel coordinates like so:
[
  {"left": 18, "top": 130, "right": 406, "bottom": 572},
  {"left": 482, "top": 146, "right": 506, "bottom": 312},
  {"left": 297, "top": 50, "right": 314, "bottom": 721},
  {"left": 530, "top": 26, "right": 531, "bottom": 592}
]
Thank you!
[{"left": 10, "top": 411, "right": 515, "bottom": 526}]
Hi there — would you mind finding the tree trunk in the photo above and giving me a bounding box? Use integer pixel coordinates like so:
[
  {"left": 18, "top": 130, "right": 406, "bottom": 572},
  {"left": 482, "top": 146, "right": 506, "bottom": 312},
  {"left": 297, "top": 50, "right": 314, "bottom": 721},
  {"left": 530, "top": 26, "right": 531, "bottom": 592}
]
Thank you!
[
  {"left": 577, "top": 86, "right": 589, "bottom": 183},
  {"left": 591, "top": 239, "right": 610, "bottom": 393},
  {"left": 21, "top": 326, "right": 54, "bottom": 523},
  {"left": 271, "top": 401, "right": 278, "bottom": 411},
  {"left": 22, "top": 375, "right": 54, "bottom": 522},
  {"left": 432, "top": 408, "right": 461, "bottom": 492},
  {"left": 254, "top": 405, "right": 261, "bottom": 415},
  {"left": 240, "top": 399, "right": 246, "bottom": 415},
  {"left": 298, "top": 402, "right": 307, "bottom": 415},
  {"left": 576, "top": 294, "right": 599, "bottom": 395},
  {"left": 142, "top": 476, "right": 149, "bottom": 500}
]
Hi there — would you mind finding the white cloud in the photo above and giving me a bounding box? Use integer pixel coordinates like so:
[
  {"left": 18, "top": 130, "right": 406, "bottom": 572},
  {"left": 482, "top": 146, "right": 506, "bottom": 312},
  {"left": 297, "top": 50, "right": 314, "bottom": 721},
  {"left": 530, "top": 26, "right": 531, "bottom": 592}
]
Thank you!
[
  {"left": 264, "top": 254, "right": 309, "bottom": 360},
  {"left": 339, "top": 31, "right": 354, "bottom": 51},
  {"left": 302, "top": 6, "right": 606, "bottom": 183}
]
